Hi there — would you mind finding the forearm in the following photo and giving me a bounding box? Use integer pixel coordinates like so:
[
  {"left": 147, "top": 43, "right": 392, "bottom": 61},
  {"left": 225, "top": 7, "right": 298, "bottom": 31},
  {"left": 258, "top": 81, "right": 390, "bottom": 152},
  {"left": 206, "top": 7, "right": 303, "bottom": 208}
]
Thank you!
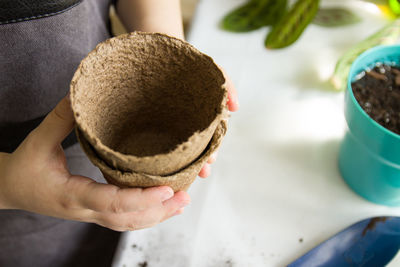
[{"left": 116, "top": 0, "right": 184, "bottom": 39}]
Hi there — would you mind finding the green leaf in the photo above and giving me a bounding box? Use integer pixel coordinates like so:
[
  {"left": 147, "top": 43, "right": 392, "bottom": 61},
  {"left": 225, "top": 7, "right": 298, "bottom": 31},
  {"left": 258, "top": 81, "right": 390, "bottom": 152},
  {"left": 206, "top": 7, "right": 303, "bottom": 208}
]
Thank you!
[
  {"left": 265, "top": 0, "right": 320, "bottom": 49},
  {"left": 331, "top": 20, "right": 400, "bottom": 91},
  {"left": 313, "top": 8, "right": 361, "bottom": 27},
  {"left": 221, "top": 0, "right": 287, "bottom": 33},
  {"left": 254, "top": 0, "right": 287, "bottom": 27}
]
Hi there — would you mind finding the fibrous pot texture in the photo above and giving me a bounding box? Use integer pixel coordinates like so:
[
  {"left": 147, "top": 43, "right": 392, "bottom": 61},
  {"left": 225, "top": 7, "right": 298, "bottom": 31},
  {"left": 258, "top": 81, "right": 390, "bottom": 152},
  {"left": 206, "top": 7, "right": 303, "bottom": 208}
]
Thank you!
[
  {"left": 70, "top": 32, "right": 227, "bottom": 175},
  {"left": 76, "top": 120, "right": 227, "bottom": 192}
]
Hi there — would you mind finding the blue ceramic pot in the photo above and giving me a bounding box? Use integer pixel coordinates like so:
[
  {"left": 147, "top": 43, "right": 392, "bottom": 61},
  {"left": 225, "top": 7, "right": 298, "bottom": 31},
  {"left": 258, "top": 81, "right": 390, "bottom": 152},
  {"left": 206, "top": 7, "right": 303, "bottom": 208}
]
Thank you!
[{"left": 339, "top": 45, "right": 400, "bottom": 206}]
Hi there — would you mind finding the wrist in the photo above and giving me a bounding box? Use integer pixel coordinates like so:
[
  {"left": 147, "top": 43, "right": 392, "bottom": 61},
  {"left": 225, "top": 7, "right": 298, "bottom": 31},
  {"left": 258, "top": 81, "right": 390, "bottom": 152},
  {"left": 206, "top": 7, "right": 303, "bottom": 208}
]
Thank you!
[{"left": 116, "top": 0, "right": 184, "bottom": 40}]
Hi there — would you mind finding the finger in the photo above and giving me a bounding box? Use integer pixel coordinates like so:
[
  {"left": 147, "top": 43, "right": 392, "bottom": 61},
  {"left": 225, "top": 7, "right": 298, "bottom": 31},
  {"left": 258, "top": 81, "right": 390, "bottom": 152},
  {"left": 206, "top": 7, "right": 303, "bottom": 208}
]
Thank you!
[
  {"left": 218, "top": 65, "right": 239, "bottom": 112},
  {"left": 198, "top": 163, "right": 211, "bottom": 178},
  {"left": 172, "top": 207, "right": 185, "bottom": 216},
  {"left": 226, "top": 76, "right": 239, "bottom": 112},
  {"left": 110, "top": 191, "right": 190, "bottom": 231},
  {"left": 160, "top": 207, "right": 185, "bottom": 224},
  {"left": 207, "top": 152, "right": 218, "bottom": 164},
  {"left": 32, "top": 94, "right": 75, "bottom": 151},
  {"left": 63, "top": 176, "right": 174, "bottom": 213},
  {"left": 162, "top": 191, "right": 190, "bottom": 207},
  {"left": 144, "top": 191, "right": 190, "bottom": 227}
]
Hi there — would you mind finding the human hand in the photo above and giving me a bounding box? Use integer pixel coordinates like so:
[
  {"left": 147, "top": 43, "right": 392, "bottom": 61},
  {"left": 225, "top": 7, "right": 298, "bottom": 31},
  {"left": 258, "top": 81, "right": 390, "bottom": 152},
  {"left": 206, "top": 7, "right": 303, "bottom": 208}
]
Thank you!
[
  {"left": 198, "top": 69, "right": 239, "bottom": 178},
  {"left": 0, "top": 95, "right": 190, "bottom": 231}
]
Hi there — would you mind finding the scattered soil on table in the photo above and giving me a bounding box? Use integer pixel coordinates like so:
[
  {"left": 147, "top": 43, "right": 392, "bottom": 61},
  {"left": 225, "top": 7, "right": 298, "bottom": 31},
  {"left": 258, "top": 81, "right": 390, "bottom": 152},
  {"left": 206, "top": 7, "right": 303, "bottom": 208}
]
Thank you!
[
  {"left": 131, "top": 243, "right": 143, "bottom": 251},
  {"left": 362, "top": 217, "right": 388, "bottom": 236},
  {"left": 138, "top": 262, "right": 148, "bottom": 267},
  {"left": 225, "top": 259, "right": 233, "bottom": 266},
  {"left": 352, "top": 64, "right": 400, "bottom": 135}
]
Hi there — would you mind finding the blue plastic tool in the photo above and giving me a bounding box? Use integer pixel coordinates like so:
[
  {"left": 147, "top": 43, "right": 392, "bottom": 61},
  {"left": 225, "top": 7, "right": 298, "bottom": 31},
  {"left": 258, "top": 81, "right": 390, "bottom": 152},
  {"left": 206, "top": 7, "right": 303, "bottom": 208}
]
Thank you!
[{"left": 288, "top": 216, "right": 400, "bottom": 267}]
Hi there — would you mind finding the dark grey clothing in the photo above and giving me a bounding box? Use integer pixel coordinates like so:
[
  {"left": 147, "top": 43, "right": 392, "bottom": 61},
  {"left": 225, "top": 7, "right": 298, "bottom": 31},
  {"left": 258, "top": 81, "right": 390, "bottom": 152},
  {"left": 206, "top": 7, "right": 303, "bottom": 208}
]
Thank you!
[
  {"left": 0, "top": 1, "right": 121, "bottom": 266},
  {"left": 0, "top": 0, "right": 112, "bottom": 152}
]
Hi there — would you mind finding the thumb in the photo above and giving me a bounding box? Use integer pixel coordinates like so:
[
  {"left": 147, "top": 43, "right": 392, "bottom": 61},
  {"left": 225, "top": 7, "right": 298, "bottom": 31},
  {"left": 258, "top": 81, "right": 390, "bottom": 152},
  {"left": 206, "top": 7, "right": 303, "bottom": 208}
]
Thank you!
[{"left": 32, "top": 94, "right": 75, "bottom": 151}]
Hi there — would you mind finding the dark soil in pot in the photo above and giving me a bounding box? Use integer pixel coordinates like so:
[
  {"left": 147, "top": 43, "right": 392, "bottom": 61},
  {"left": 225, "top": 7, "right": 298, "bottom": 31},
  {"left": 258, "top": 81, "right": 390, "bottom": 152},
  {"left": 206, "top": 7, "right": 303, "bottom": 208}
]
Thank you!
[{"left": 352, "top": 64, "right": 400, "bottom": 135}]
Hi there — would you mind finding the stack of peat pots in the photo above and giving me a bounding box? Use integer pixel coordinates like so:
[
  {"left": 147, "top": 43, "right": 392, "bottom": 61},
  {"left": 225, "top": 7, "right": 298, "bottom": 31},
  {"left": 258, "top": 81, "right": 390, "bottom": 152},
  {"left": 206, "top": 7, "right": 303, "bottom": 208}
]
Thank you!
[{"left": 70, "top": 32, "right": 228, "bottom": 192}]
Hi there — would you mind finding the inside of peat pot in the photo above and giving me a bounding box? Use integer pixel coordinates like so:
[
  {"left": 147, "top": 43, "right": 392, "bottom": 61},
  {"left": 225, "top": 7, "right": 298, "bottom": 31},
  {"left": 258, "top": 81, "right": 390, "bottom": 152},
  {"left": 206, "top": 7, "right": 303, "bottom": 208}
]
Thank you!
[
  {"left": 75, "top": 40, "right": 225, "bottom": 156},
  {"left": 352, "top": 63, "right": 400, "bottom": 135}
]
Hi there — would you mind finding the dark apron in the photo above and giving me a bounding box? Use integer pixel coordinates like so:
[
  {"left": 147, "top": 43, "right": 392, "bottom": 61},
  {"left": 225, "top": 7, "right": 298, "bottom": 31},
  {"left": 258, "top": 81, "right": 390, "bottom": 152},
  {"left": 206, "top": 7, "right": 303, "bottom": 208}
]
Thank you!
[{"left": 0, "top": 1, "right": 120, "bottom": 266}]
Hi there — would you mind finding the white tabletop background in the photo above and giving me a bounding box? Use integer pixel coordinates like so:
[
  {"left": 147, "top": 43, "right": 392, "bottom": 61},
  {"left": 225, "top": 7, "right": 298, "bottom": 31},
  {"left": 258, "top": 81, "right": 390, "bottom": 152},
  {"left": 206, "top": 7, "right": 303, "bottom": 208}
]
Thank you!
[{"left": 112, "top": 1, "right": 400, "bottom": 266}]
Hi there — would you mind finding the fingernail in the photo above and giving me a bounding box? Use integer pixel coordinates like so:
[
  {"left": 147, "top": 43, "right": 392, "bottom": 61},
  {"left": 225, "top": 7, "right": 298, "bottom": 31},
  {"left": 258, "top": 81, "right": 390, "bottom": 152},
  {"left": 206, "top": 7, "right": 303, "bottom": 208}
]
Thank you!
[
  {"left": 180, "top": 199, "right": 191, "bottom": 208},
  {"left": 161, "top": 188, "right": 174, "bottom": 201},
  {"left": 65, "top": 92, "right": 72, "bottom": 103},
  {"left": 233, "top": 98, "right": 239, "bottom": 109},
  {"left": 211, "top": 152, "right": 218, "bottom": 161},
  {"left": 173, "top": 207, "right": 185, "bottom": 216},
  {"left": 234, "top": 94, "right": 239, "bottom": 105},
  {"left": 228, "top": 96, "right": 239, "bottom": 110}
]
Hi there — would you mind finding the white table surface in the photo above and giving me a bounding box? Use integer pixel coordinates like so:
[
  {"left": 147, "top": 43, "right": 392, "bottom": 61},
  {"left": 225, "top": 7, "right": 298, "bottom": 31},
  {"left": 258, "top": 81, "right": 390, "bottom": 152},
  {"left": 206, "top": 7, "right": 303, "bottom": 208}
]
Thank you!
[{"left": 112, "top": 1, "right": 400, "bottom": 266}]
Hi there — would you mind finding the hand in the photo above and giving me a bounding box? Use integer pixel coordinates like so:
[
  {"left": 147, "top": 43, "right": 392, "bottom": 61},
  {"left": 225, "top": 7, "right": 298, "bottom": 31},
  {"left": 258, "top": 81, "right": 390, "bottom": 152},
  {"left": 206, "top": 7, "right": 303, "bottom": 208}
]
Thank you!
[
  {"left": 0, "top": 95, "right": 190, "bottom": 231},
  {"left": 199, "top": 69, "right": 239, "bottom": 178}
]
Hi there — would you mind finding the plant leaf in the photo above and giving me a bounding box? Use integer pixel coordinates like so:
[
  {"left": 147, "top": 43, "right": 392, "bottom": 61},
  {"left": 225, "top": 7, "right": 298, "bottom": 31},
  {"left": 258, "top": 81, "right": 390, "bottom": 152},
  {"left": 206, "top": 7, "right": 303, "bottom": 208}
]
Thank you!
[
  {"left": 265, "top": 0, "right": 320, "bottom": 49},
  {"left": 253, "top": 0, "right": 287, "bottom": 27},
  {"left": 313, "top": 8, "right": 361, "bottom": 27},
  {"left": 331, "top": 19, "right": 400, "bottom": 91},
  {"left": 221, "top": 0, "right": 287, "bottom": 32}
]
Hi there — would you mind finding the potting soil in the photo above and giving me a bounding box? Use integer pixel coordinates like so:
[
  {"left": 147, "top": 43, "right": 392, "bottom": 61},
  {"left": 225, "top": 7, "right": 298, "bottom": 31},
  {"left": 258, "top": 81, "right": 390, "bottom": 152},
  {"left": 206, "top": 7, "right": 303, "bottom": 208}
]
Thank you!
[{"left": 352, "top": 64, "right": 400, "bottom": 135}]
